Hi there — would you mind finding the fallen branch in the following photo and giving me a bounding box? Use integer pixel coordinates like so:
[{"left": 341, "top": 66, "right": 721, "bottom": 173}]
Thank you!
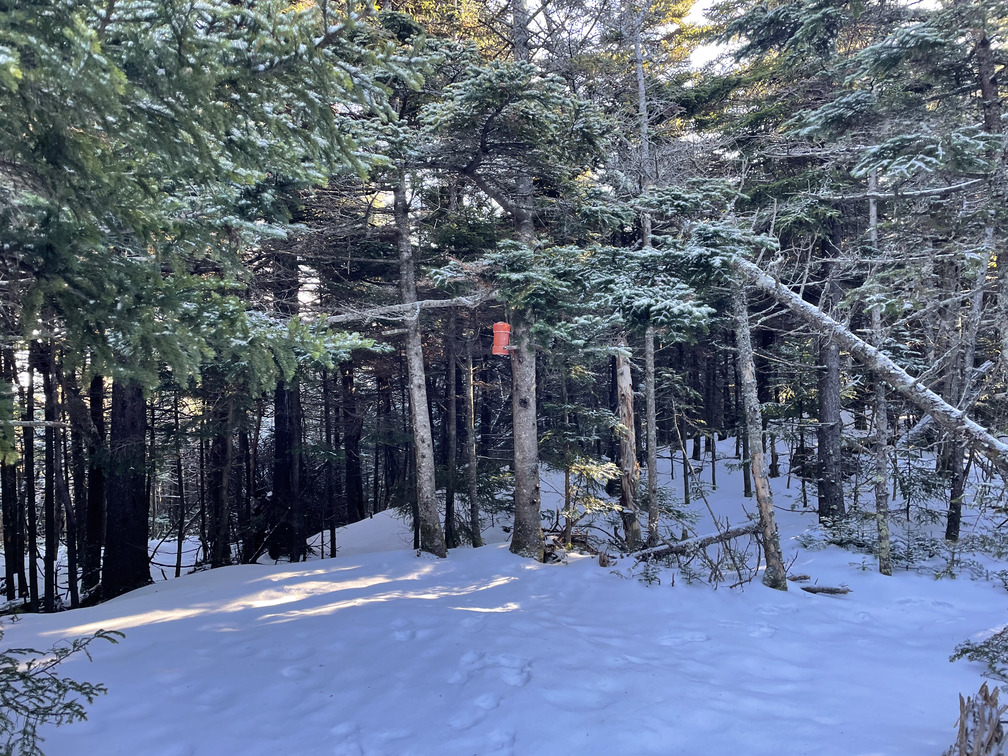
[
  {"left": 800, "top": 585, "right": 851, "bottom": 595},
  {"left": 635, "top": 522, "right": 760, "bottom": 562}
]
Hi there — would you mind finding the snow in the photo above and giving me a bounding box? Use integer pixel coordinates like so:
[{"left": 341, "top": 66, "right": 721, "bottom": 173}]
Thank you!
[{"left": 4, "top": 441, "right": 1006, "bottom": 756}]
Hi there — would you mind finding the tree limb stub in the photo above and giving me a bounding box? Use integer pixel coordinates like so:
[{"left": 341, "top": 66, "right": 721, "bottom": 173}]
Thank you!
[{"left": 734, "top": 257, "right": 1008, "bottom": 473}]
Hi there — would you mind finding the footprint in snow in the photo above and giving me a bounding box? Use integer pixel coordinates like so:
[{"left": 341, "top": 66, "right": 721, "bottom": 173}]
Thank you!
[
  {"left": 747, "top": 623, "right": 777, "bottom": 638},
  {"left": 658, "top": 630, "right": 709, "bottom": 646},
  {"left": 280, "top": 665, "right": 309, "bottom": 679}
]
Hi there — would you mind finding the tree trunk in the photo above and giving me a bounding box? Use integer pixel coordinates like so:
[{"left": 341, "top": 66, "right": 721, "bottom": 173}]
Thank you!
[
  {"left": 394, "top": 177, "right": 447, "bottom": 558},
  {"left": 341, "top": 360, "right": 365, "bottom": 525},
  {"left": 732, "top": 283, "right": 788, "bottom": 591},
  {"left": 615, "top": 335, "right": 642, "bottom": 551},
  {"left": 174, "top": 391, "right": 186, "bottom": 579},
  {"left": 209, "top": 397, "right": 236, "bottom": 568},
  {"left": 102, "top": 379, "right": 150, "bottom": 599},
  {"left": 509, "top": 315, "right": 544, "bottom": 560},
  {"left": 1, "top": 349, "right": 19, "bottom": 600},
  {"left": 444, "top": 309, "right": 460, "bottom": 548},
  {"left": 40, "top": 344, "right": 56, "bottom": 612},
  {"left": 873, "top": 309, "right": 893, "bottom": 576},
  {"left": 817, "top": 275, "right": 846, "bottom": 522},
  {"left": 23, "top": 363, "right": 38, "bottom": 611},
  {"left": 464, "top": 335, "right": 483, "bottom": 547},
  {"left": 645, "top": 328, "right": 659, "bottom": 546}
]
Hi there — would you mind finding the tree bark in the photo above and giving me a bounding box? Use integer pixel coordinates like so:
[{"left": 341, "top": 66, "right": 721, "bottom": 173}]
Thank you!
[
  {"left": 102, "top": 379, "right": 150, "bottom": 599},
  {"left": 615, "top": 335, "right": 642, "bottom": 551},
  {"left": 509, "top": 314, "right": 544, "bottom": 560},
  {"left": 464, "top": 335, "right": 483, "bottom": 547},
  {"left": 394, "top": 177, "right": 447, "bottom": 558},
  {"left": 1, "top": 349, "right": 19, "bottom": 600},
  {"left": 23, "top": 362, "right": 38, "bottom": 611},
  {"left": 733, "top": 283, "right": 788, "bottom": 591},
  {"left": 40, "top": 344, "right": 56, "bottom": 612},
  {"left": 341, "top": 360, "right": 365, "bottom": 524},
  {"left": 816, "top": 273, "right": 846, "bottom": 522},
  {"left": 444, "top": 309, "right": 460, "bottom": 548}
]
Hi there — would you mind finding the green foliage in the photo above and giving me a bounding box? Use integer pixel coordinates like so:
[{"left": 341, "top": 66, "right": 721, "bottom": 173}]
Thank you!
[
  {"left": 0, "top": 622, "right": 122, "bottom": 756},
  {"left": 952, "top": 626, "right": 1008, "bottom": 683}
]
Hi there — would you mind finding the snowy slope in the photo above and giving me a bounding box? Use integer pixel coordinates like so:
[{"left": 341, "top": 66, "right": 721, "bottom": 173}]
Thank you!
[{"left": 4, "top": 443, "right": 1006, "bottom": 756}]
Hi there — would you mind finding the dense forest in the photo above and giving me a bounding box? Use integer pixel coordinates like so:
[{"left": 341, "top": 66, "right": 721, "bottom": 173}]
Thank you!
[{"left": 1, "top": 0, "right": 1007, "bottom": 613}]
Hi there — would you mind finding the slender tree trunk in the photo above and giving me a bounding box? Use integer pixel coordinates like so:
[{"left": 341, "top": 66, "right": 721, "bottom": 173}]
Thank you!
[
  {"left": 341, "top": 360, "right": 365, "bottom": 525},
  {"left": 53, "top": 429, "right": 79, "bottom": 608},
  {"left": 323, "top": 368, "right": 336, "bottom": 555},
  {"left": 464, "top": 336, "right": 483, "bottom": 547},
  {"left": 394, "top": 177, "right": 447, "bottom": 557},
  {"left": 102, "top": 379, "right": 150, "bottom": 599},
  {"left": 733, "top": 284, "right": 788, "bottom": 591},
  {"left": 24, "top": 363, "right": 38, "bottom": 612},
  {"left": 444, "top": 309, "right": 460, "bottom": 548},
  {"left": 817, "top": 273, "right": 846, "bottom": 522},
  {"left": 175, "top": 391, "right": 186, "bottom": 579},
  {"left": 209, "top": 397, "right": 236, "bottom": 568},
  {"left": 615, "top": 335, "right": 642, "bottom": 551},
  {"left": 510, "top": 314, "right": 544, "bottom": 560},
  {"left": 39, "top": 344, "right": 56, "bottom": 612},
  {"left": 1, "top": 349, "right": 18, "bottom": 600},
  {"left": 872, "top": 308, "right": 893, "bottom": 575}
]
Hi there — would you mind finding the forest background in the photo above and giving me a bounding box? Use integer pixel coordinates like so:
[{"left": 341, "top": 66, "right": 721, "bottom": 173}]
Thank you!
[{"left": 1, "top": 0, "right": 1008, "bottom": 619}]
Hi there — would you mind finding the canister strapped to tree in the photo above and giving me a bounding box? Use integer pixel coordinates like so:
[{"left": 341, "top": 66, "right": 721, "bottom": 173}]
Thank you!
[{"left": 492, "top": 321, "right": 511, "bottom": 355}]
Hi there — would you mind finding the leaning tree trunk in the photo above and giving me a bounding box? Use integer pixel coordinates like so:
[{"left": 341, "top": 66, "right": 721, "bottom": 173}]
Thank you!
[
  {"left": 733, "top": 283, "right": 788, "bottom": 591},
  {"left": 102, "top": 379, "right": 150, "bottom": 599},
  {"left": 734, "top": 257, "right": 1008, "bottom": 473},
  {"left": 394, "top": 178, "right": 447, "bottom": 558},
  {"left": 615, "top": 335, "right": 642, "bottom": 551}
]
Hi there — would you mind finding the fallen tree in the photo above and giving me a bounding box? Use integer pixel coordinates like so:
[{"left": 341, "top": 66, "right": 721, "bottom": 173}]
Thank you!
[
  {"left": 733, "top": 257, "right": 1008, "bottom": 475},
  {"left": 635, "top": 522, "right": 761, "bottom": 562}
]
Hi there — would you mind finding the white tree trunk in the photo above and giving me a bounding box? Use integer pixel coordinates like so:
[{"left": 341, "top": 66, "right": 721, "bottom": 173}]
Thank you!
[
  {"left": 394, "top": 179, "right": 447, "bottom": 558},
  {"left": 616, "top": 334, "right": 642, "bottom": 551},
  {"left": 732, "top": 282, "right": 788, "bottom": 590}
]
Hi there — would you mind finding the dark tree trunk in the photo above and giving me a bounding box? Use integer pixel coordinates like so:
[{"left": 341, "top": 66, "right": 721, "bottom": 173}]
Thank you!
[
  {"left": 273, "top": 379, "right": 305, "bottom": 560},
  {"left": 23, "top": 363, "right": 38, "bottom": 611},
  {"left": 175, "top": 391, "right": 186, "bottom": 579},
  {"left": 39, "top": 344, "right": 57, "bottom": 612},
  {"left": 341, "top": 360, "right": 365, "bottom": 524},
  {"left": 444, "top": 309, "right": 460, "bottom": 549},
  {"left": 209, "top": 398, "right": 236, "bottom": 568},
  {"left": 102, "top": 379, "right": 150, "bottom": 599},
  {"left": 1, "top": 349, "right": 19, "bottom": 600}
]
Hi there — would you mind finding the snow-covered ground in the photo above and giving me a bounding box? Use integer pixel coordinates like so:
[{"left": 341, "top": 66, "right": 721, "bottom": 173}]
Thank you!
[{"left": 4, "top": 441, "right": 1006, "bottom": 755}]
